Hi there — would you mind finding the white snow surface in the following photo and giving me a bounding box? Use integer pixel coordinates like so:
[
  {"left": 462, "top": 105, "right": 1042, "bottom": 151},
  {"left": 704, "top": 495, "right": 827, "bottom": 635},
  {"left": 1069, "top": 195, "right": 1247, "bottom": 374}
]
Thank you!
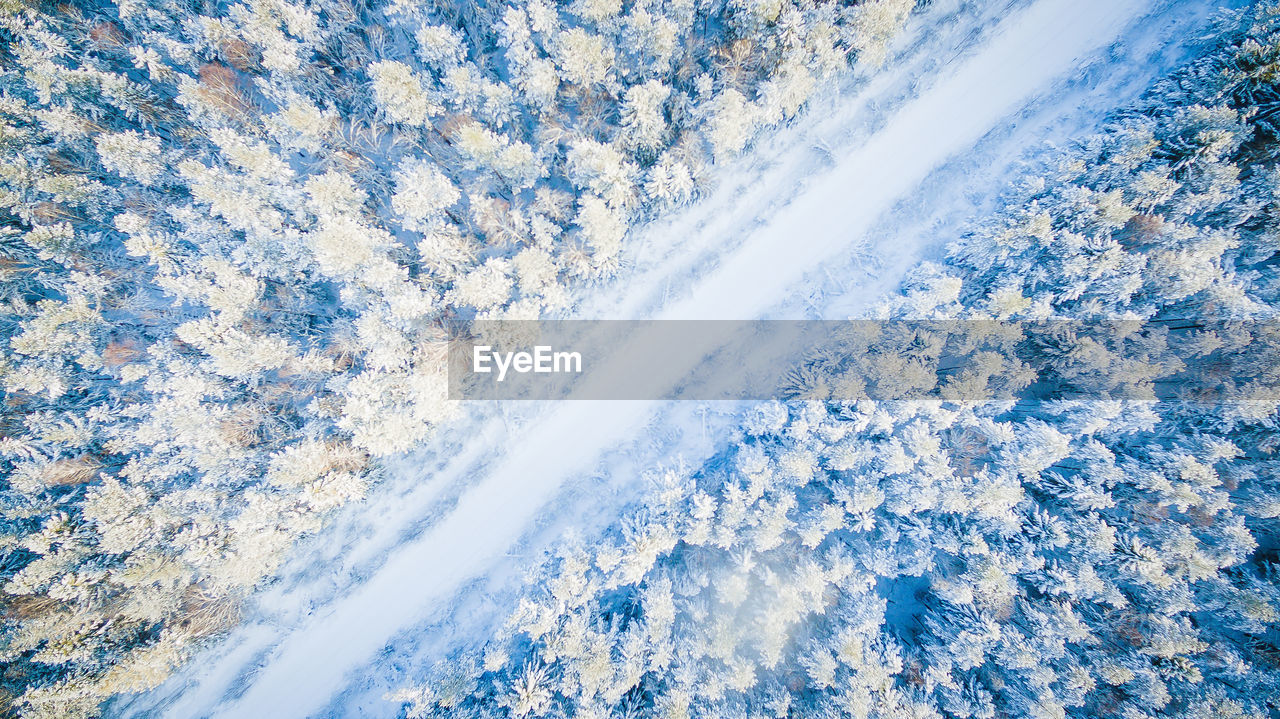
[{"left": 117, "top": 0, "right": 1229, "bottom": 716}]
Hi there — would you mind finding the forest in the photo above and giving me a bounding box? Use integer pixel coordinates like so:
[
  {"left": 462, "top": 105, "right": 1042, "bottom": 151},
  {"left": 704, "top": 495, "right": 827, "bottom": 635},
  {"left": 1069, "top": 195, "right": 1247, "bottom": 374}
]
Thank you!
[{"left": 0, "top": 0, "right": 1276, "bottom": 717}]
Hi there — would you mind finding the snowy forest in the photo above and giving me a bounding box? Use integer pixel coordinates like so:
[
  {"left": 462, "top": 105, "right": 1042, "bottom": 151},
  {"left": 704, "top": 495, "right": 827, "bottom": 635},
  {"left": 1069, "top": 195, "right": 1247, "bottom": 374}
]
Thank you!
[{"left": 0, "top": 0, "right": 1278, "bottom": 717}]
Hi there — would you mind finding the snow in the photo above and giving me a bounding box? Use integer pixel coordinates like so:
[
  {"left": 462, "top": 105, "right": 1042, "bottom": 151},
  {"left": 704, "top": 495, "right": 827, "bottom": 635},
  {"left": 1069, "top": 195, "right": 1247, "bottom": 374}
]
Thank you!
[
  {"left": 663, "top": 0, "right": 1148, "bottom": 321},
  {"left": 116, "top": 0, "right": 1228, "bottom": 716}
]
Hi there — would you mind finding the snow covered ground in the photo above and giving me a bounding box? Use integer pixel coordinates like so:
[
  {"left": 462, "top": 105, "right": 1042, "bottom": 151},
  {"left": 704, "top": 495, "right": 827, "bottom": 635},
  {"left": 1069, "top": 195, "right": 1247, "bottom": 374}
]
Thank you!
[{"left": 116, "top": 0, "right": 1231, "bottom": 716}]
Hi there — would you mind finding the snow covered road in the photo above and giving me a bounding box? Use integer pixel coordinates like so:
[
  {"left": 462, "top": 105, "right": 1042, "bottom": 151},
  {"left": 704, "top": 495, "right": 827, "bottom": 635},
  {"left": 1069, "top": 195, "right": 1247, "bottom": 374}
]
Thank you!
[{"left": 118, "top": 0, "right": 1226, "bottom": 716}]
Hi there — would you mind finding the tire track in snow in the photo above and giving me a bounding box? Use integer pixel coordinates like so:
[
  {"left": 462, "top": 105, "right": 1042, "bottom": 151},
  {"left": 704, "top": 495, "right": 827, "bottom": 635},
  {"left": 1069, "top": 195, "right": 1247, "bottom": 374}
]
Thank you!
[{"left": 120, "top": 0, "right": 1211, "bottom": 715}]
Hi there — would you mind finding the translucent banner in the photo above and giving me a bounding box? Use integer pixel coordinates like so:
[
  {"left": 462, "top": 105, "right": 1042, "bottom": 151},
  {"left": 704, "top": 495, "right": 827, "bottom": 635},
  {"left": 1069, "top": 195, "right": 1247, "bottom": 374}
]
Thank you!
[{"left": 446, "top": 320, "right": 1280, "bottom": 401}]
